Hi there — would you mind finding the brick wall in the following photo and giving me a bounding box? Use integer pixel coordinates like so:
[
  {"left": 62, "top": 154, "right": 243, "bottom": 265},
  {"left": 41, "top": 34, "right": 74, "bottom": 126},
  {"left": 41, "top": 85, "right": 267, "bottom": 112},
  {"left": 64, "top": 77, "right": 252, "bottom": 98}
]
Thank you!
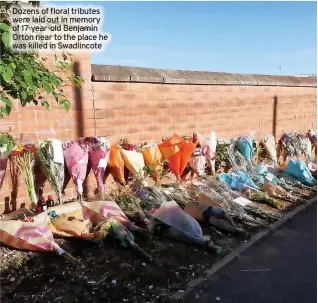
[{"left": 0, "top": 52, "right": 316, "bottom": 213}]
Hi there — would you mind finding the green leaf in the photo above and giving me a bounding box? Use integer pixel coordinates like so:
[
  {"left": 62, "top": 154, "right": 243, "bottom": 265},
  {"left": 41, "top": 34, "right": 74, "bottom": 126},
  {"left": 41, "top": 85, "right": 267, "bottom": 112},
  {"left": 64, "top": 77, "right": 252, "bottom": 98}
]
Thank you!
[
  {"left": 0, "top": 95, "right": 13, "bottom": 108},
  {"left": 3, "top": 105, "right": 12, "bottom": 116},
  {"left": 21, "top": 91, "right": 27, "bottom": 99},
  {"left": 43, "top": 82, "right": 53, "bottom": 93},
  {"left": 50, "top": 77, "right": 61, "bottom": 86},
  {"left": 59, "top": 98, "right": 70, "bottom": 112},
  {"left": 0, "top": 23, "right": 10, "bottom": 32},
  {"left": 23, "top": 73, "right": 33, "bottom": 87},
  {"left": 2, "top": 31, "right": 10, "bottom": 47},
  {"left": 2, "top": 67, "right": 13, "bottom": 82},
  {"left": 41, "top": 98, "right": 50, "bottom": 110}
]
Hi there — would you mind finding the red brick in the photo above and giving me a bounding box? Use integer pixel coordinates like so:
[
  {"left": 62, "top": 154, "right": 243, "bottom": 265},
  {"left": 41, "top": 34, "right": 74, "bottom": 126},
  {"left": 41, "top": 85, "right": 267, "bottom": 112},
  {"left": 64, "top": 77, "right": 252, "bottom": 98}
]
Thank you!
[
  {"left": 206, "top": 99, "right": 222, "bottom": 106},
  {"left": 153, "top": 100, "right": 173, "bottom": 108},
  {"left": 131, "top": 101, "right": 151, "bottom": 109},
  {"left": 143, "top": 92, "right": 163, "bottom": 100},
  {"left": 106, "top": 83, "right": 130, "bottom": 91},
  {"left": 0, "top": 122, "right": 19, "bottom": 133},
  {"left": 120, "top": 108, "right": 144, "bottom": 117},
  {"left": 20, "top": 132, "right": 38, "bottom": 142},
  {"left": 94, "top": 100, "right": 107, "bottom": 109},
  {"left": 53, "top": 120, "right": 76, "bottom": 130},
  {"left": 172, "top": 100, "right": 190, "bottom": 108},
  {"left": 121, "top": 126, "right": 142, "bottom": 134},
  {"left": 96, "top": 127, "right": 121, "bottom": 137},
  {"left": 119, "top": 92, "right": 143, "bottom": 101},
  {"left": 106, "top": 118, "right": 133, "bottom": 127},
  {"left": 153, "top": 116, "right": 174, "bottom": 124},
  {"left": 95, "top": 109, "right": 120, "bottom": 119},
  {"left": 83, "top": 128, "right": 96, "bottom": 137},
  {"left": 130, "top": 83, "right": 153, "bottom": 92},
  {"left": 162, "top": 92, "right": 183, "bottom": 100},
  {"left": 132, "top": 116, "right": 154, "bottom": 125},
  {"left": 153, "top": 85, "right": 172, "bottom": 92},
  {"left": 173, "top": 115, "right": 192, "bottom": 123},
  {"left": 37, "top": 111, "right": 67, "bottom": 121},
  {"left": 143, "top": 125, "right": 162, "bottom": 132},
  {"left": 190, "top": 85, "right": 207, "bottom": 92},
  {"left": 3, "top": 111, "right": 36, "bottom": 122},
  {"left": 137, "top": 133, "right": 155, "bottom": 142},
  {"left": 107, "top": 100, "right": 132, "bottom": 109}
]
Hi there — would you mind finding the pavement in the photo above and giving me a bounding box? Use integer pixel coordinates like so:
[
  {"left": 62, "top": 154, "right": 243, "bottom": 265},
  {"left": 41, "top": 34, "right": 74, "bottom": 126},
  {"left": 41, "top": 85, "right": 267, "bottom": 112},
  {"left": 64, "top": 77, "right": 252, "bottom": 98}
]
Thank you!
[{"left": 184, "top": 202, "right": 317, "bottom": 303}]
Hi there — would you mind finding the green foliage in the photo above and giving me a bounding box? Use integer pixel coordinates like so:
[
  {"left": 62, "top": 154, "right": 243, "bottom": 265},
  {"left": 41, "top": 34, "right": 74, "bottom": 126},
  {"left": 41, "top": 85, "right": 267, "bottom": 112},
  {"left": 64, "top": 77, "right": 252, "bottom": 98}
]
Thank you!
[
  {"left": 0, "top": 1, "right": 84, "bottom": 118},
  {"left": 215, "top": 143, "right": 231, "bottom": 172},
  {"left": 143, "top": 159, "right": 170, "bottom": 187}
]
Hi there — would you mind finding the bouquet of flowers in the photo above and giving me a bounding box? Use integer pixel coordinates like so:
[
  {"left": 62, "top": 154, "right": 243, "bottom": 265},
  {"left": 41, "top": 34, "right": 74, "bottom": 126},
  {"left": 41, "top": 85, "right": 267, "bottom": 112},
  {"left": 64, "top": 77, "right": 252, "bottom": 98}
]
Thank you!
[
  {"left": 0, "top": 220, "right": 76, "bottom": 261},
  {"left": 108, "top": 145, "right": 125, "bottom": 184},
  {"left": 262, "top": 134, "right": 278, "bottom": 164},
  {"left": 62, "top": 138, "right": 88, "bottom": 199},
  {"left": 120, "top": 148, "right": 145, "bottom": 178},
  {"left": 201, "top": 131, "right": 217, "bottom": 174},
  {"left": 86, "top": 136, "right": 111, "bottom": 195},
  {"left": 0, "top": 131, "right": 16, "bottom": 190},
  {"left": 36, "top": 140, "right": 65, "bottom": 204},
  {"left": 236, "top": 133, "right": 255, "bottom": 163},
  {"left": 246, "top": 188, "right": 284, "bottom": 209},
  {"left": 189, "top": 146, "right": 206, "bottom": 176},
  {"left": 11, "top": 144, "right": 37, "bottom": 203},
  {"left": 141, "top": 143, "right": 163, "bottom": 182},
  {"left": 119, "top": 138, "right": 139, "bottom": 151},
  {"left": 158, "top": 133, "right": 197, "bottom": 179},
  {"left": 308, "top": 129, "right": 317, "bottom": 145},
  {"left": 99, "top": 218, "right": 153, "bottom": 262}
]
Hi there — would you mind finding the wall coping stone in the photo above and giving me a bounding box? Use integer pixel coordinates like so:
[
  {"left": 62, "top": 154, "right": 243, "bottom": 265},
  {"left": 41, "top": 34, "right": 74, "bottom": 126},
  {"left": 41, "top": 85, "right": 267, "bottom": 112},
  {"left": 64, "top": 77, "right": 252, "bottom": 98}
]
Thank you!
[{"left": 91, "top": 64, "right": 317, "bottom": 87}]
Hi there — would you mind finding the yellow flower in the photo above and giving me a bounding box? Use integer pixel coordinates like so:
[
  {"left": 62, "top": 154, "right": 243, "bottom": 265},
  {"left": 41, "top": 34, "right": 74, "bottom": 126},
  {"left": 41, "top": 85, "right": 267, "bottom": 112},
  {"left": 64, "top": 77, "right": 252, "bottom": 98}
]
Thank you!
[{"left": 15, "top": 144, "right": 24, "bottom": 152}]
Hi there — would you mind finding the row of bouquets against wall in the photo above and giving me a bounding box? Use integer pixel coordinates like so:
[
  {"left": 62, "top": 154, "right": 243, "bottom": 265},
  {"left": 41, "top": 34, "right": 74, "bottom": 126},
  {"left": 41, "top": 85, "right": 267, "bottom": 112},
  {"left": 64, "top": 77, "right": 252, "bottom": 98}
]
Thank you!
[
  {"left": 0, "top": 129, "right": 316, "bottom": 206},
  {"left": 0, "top": 132, "right": 219, "bottom": 204}
]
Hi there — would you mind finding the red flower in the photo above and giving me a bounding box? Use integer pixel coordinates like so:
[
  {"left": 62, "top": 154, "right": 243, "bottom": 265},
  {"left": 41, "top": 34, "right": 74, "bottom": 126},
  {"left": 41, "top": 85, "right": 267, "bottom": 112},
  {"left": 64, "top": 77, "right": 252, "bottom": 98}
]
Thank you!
[{"left": 24, "top": 144, "right": 36, "bottom": 153}]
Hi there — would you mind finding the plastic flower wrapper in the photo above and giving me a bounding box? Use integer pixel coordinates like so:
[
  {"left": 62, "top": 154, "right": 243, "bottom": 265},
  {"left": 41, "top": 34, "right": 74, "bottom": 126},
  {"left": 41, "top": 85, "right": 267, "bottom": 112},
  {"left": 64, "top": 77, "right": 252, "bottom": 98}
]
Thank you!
[
  {"left": 0, "top": 220, "right": 76, "bottom": 261},
  {"left": 108, "top": 144, "right": 125, "bottom": 184},
  {"left": 150, "top": 200, "right": 203, "bottom": 241},
  {"left": 254, "top": 163, "right": 279, "bottom": 185},
  {"left": 141, "top": 143, "right": 163, "bottom": 181},
  {"left": 262, "top": 134, "right": 278, "bottom": 164},
  {"left": 149, "top": 200, "right": 223, "bottom": 254},
  {"left": 219, "top": 171, "right": 258, "bottom": 191},
  {"left": 281, "top": 157, "right": 315, "bottom": 186},
  {"left": 36, "top": 140, "right": 65, "bottom": 204},
  {"left": 62, "top": 138, "right": 88, "bottom": 199},
  {"left": 236, "top": 132, "right": 255, "bottom": 163},
  {"left": 184, "top": 201, "right": 240, "bottom": 233},
  {"left": 0, "top": 132, "right": 15, "bottom": 190},
  {"left": 201, "top": 131, "right": 217, "bottom": 173},
  {"left": 294, "top": 133, "right": 312, "bottom": 163},
  {"left": 120, "top": 148, "right": 145, "bottom": 178},
  {"left": 86, "top": 136, "right": 111, "bottom": 194},
  {"left": 308, "top": 129, "right": 317, "bottom": 145},
  {"left": 11, "top": 144, "right": 37, "bottom": 203},
  {"left": 189, "top": 147, "right": 206, "bottom": 176},
  {"left": 82, "top": 200, "right": 135, "bottom": 230},
  {"left": 158, "top": 133, "right": 197, "bottom": 179}
]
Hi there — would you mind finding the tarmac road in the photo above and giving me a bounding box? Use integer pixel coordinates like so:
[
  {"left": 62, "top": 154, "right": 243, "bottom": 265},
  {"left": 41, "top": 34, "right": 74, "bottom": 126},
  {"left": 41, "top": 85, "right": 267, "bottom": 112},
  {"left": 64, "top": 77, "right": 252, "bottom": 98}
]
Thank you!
[{"left": 184, "top": 202, "right": 317, "bottom": 303}]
